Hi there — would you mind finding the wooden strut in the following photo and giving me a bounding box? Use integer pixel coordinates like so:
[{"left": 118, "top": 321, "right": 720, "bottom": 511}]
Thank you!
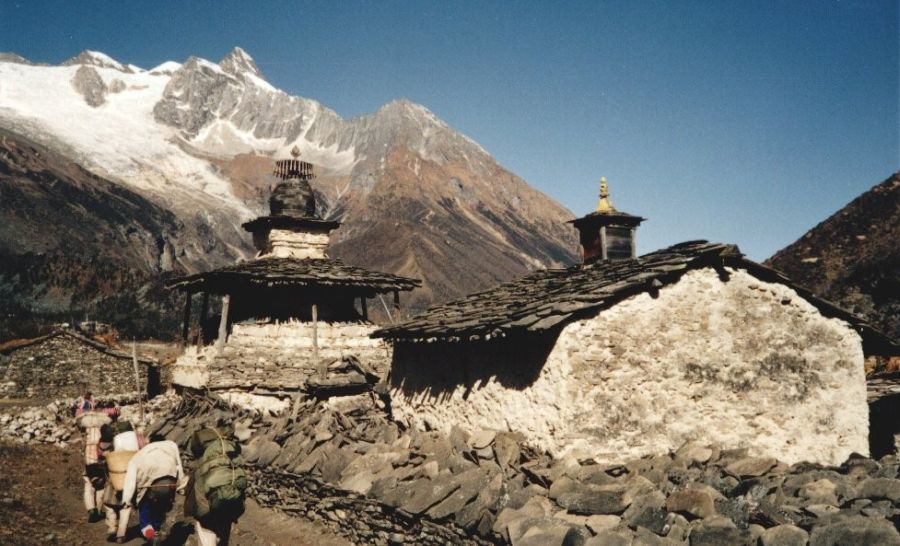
[
  {"left": 360, "top": 296, "right": 368, "bottom": 321},
  {"left": 216, "top": 294, "right": 231, "bottom": 354},
  {"left": 181, "top": 292, "right": 193, "bottom": 345},
  {"left": 198, "top": 292, "right": 209, "bottom": 347},
  {"left": 312, "top": 303, "right": 323, "bottom": 378},
  {"left": 131, "top": 341, "right": 145, "bottom": 424}
]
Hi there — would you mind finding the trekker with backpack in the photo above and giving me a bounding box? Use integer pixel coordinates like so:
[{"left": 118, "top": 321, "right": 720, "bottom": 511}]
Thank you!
[
  {"left": 119, "top": 437, "right": 185, "bottom": 544},
  {"left": 185, "top": 426, "right": 247, "bottom": 546}
]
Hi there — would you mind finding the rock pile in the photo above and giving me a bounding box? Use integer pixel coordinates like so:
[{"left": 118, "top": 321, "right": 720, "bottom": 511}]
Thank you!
[
  {"left": 151, "top": 393, "right": 900, "bottom": 546},
  {"left": 0, "top": 393, "right": 180, "bottom": 447},
  {"left": 0, "top": 401, "right": 74, "bottom": 447}
]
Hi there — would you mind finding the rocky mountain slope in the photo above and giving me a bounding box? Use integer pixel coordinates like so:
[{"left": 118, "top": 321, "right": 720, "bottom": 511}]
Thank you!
[
  {"left": 0, "top": 48, "right": 578, "bottom": 338},
  {"left": 766, "top": 172, "right": 900, "bottom": 342}
]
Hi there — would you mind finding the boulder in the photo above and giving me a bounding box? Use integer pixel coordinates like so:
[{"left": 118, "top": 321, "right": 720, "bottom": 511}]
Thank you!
[
  {"left": 759, "top": 524, "right": 809, "bottom": 546},
  {"left": 557, "top": 483, "right": 634, "bottom": 515},
  {"left": 809, "top": 514, "right": 900, "bottom": 546},
  {"left": 666, "top": 487, "right": 717, "bottom": 519},
  {"left": 855, "top": 478, "right": 900, "bottom": 502},
  {"left": 726, "top": 457, "right": 778, "bottom": 478}
]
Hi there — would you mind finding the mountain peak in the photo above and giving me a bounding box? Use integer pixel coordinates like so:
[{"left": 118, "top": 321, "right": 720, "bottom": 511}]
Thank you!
[
  {"left": 62, "top": 50, "right": 128, "bottom": 72},
  {"left": 0, "top": 52, "right": 33, "bottom": 66},
  {"left": 219, "top": 47, "right": 263, "bottom": 79}
]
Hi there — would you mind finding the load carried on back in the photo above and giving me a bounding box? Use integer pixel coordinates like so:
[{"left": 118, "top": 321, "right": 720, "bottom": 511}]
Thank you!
[{"left": 186, "top": 426, "right": 247, "bottom": 520}]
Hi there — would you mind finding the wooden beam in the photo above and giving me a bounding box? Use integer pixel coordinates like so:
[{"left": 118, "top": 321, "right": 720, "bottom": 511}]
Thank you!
[
  {"left": 312, "top": 303, "right": 323, "bottom": 378},
  {"left": 198, "top": 292, "right": 209, "bottom": 347},
  {"left": 181, "top": 292, "right": 192, "bottom": 345},
  {"left": 216, "top": 294, "right": 231, "bottom": 354}
]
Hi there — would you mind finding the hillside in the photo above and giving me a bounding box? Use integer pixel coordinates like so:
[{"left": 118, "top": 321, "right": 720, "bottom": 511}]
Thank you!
[{"left": 766, "top": 172, "right": 900, "bottom": 342}]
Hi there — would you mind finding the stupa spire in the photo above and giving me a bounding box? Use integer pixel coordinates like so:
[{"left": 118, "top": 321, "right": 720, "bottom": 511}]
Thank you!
[{"left": 597, "top": 176, "right": 615, "bottom": 213}]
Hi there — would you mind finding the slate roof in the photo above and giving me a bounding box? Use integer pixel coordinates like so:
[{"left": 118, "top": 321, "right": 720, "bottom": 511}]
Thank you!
[
  {"left": 374, "top": 240, "right": 896, "bottom": 354},
  {"left": 166, "top": 256, "right": 422, "bottom": 294},
  {"left": 0, "top": 329, "right": 158, "bottom": 365}
]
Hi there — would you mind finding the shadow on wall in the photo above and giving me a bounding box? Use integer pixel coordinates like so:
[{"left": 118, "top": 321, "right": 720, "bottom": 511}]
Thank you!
[
  {"left": 870, "top": 393, "right": 900, "bottom": 459},
  {"left": 388, "top": 330, "right": 561, "bottom": 403}
]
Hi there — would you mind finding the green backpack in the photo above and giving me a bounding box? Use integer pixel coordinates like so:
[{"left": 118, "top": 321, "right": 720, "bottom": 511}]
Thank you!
[{"left": 191, "top": 427, "right": 247, "bottom": 520}]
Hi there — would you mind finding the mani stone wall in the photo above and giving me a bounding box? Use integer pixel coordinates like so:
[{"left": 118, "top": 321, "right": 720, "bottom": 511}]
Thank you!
[
  {"left": 0, "top": 333, "right": 154, "bottom": 399},
  {"left": 173, "top": 319, "right": 391, "bottom": 397},
  {"left": 390, "top": 267, "right": 868, "bottom": 466}
]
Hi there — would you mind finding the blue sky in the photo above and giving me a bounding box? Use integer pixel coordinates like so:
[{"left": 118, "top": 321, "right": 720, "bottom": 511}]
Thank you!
[{"left": 2, "top": 0, "right": 897, "bottom": 260}]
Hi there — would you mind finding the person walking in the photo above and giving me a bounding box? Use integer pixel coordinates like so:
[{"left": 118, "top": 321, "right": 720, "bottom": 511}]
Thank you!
[
  {"left": 185, "top": 427, "right": 247, "bottom": 546},
  {"left": 118, "top": 438, "right": 185, "bottom": 544}
]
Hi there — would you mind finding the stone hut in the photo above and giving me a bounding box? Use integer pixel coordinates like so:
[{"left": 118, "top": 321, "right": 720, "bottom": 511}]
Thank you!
[
  {"left": 376, "top": 180, "right": 888, "bottom": 465},
  {"left": 167, "top": 148, "right": 420, "bottom": 412},
  {"left": 0, "top": 329, "right": 159, "bottom": 399}
]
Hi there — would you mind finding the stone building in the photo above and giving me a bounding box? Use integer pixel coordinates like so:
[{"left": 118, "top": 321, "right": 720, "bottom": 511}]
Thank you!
[
  {"left": 376, "top": 180, "right": 888, "bottom": 465},
  {"left": 167, "top": 148, "right": 420, "bottom": 412},
  {"left": 0, "top": 329, "right": 159, "bottom": 399}
]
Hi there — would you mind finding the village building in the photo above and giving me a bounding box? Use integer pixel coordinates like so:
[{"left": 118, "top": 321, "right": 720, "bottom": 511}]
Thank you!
[
  {"left": 167, "top": 148, "right": 420, "bottom": 412},
  {"left": 375, "top": 179, "right": 890, "bottom": 466},
  {"left": 0, "top": 328, "right": 160, "bottom": 399}
]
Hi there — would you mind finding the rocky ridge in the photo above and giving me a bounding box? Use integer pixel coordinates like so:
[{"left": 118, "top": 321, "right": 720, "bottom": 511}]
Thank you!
[
  {"left": 150, "top": 393, "right": 900, "bottom": 546},
  {"left": 767, "top": 172, "right": 900, "bottom": 349},
  {"left": 0, "top": 47, "right": 578, "bottom": 337}
]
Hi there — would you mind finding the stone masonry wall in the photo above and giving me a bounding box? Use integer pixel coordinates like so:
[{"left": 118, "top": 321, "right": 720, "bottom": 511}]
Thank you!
[
  {"left": 0, "top": 334, "right": 155, "bottom": 399},
  {"left": 390, "top": 267, "right": 868, "bottom": 465},
  {"left": 172, "top": 319, "right": 392, "bottom": 393},
  {"left": 265, "top": 228, "right": 330, "bottom": 259}
]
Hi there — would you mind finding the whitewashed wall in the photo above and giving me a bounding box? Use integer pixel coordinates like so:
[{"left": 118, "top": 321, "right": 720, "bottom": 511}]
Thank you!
[{"left": 389, "top": 267, "right": 868, "bottom": 465}]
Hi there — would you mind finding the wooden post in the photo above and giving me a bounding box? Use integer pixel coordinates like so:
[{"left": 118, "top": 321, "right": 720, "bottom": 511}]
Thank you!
[
  {"left": 393, "top": 290, "right": 400, "bottom": 320},
  {"left": 181, "top": 292, "right": 192, "bottom": 345},
  {"left": 312, "top": 303, "right": 323, "bottom": 378},
  {"left": 216, "top": 294, "right": 231, "bottom": 354},
  {"left": 360, "top": 296, "right": 368, "bottom": 321},
  {"left": 131, "top": 341, "right": 145, "bottom": 424},
  {"left": 198, "top": 292, "right": 209, "bottom": 346},
  {"left": 379, "top": 295, "right": 394, "bottom": 324},
  {"left": 600, "top": 226, "right": 608, "bottom": 261}
]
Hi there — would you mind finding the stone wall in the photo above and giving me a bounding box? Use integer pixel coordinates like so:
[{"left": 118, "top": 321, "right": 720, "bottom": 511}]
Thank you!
[
  {"left": 390, "top": 267, "right": 868, "bottom": 465},
  {"left": 265, "top": 228, "right": 330, "bottom": 259},
  {"left": 172, "top": 319, "right": 392, "bottom": 394},
  {"left": 0, "top": 332, "right": 157, "bottom": 399}
]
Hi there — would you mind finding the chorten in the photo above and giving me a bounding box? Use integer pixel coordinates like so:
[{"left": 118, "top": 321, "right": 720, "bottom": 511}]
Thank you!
[
  {"left": 569, "top": 177, "right": 645, "bottom": 263},
  {"left": 167, "top": 149, "right": 420, "bottom": 411}
]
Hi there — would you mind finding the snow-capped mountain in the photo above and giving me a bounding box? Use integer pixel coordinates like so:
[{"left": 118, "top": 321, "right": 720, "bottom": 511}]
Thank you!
[{"left": 0, "top": 47, "right": 578, "bottom": 336}]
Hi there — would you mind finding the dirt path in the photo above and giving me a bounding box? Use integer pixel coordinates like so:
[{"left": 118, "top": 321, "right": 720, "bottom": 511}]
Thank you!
[{"left": 0, "top": 442, "right": 349, "bottom": 545}]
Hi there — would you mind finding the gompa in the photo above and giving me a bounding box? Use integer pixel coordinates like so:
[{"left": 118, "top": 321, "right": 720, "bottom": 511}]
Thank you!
[
  {"left": 167, "top": 148, "right": 420, "bottom": 411},
  {"left": 376, "top": 179, "right": 886, "bottom": 465}
]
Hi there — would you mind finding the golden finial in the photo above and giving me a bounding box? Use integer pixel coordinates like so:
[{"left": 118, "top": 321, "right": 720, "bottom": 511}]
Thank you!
[
  {"left": 290, "top": 145, "right": 301, "bottom": 158},
  {"left": 597, "top": 176, "right": 615, "bottom": 213}
]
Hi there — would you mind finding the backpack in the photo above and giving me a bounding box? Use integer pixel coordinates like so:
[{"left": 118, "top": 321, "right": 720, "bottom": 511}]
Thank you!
[{"left": 190, "top": 428, "right": 246, "bottom": 520}]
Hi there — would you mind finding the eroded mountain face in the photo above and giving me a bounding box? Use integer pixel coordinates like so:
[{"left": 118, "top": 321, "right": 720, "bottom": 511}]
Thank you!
[
  {"left": 766, "top": 172, "right": 900, "bottom": 342},
  {"left": 0, "top": 47, "right": 578, "bottom": 337}
]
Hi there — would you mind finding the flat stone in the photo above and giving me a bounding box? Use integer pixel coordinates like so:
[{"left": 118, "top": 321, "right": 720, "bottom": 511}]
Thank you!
[
  {"left": 494, "top": 433, "right": 522, "bottom": 469},
  {"left": 338, "top": 470, "right": 375, "bottom": 494},
  {"left": 456, "top": 472, "right": 503, "bottom": 530},
  {"left": 585, "top": 530, "right": 633, "bottom": 546},
  {"left": 666, "top": 488, "right": 716, "bottom": 520},
  {"left": 585, "top": 514, "right": 621, "bottom": 534},
  {"left": 799, "top": 479, "right": 838, "bottom": 505},
  {"left": 550, "top": 476, "right": 580, "bottom": 500},
  {"left": 855, "top": 477, "right": 900, "bottom": 502},
  {"left": 726, "top": 457, "right": 777, "bottom": 478},
  {"left": 512, "top": 521, "right": 587, "bottom": 546},
  {"left": 469, "top": 429, "right": 496, "bottom": 450},
  {"left": 426, "top": 467, "right": 490, "bottom": 520},
  {"left": 557, "top": 483, "right": 634, "bottom": 515},
  {"left": 803, "top": 504, "right": 840, "bottom": 518},
  {"left": 627, "top": 507, "right": 670, "bottom": 535},
  {"left": 493, "top": 496, "right": 555, "bottom": 536},
  {"left": 398, "top": 473, "right": 461, "bottom": 515},
  {"left": 674, "top": 442, "right": 713, "bottom": 466},
  {"left": 759, "top": 525, "right": 809, "bottom": 546},
  {"left": 809, "top": 514, "right": 900, "bottom": 546},
  {"left": 689, "top": 524, "right": 755, "bottom": 546}
]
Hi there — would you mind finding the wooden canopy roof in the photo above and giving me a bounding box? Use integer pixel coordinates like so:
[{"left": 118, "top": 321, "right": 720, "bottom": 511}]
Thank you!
[{"left": 166, "top": 256, "right": 421, "bottom": 295}]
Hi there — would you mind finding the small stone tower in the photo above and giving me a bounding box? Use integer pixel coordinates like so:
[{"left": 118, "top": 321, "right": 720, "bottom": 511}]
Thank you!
[
  {"left": 242, "top": 146, "right": 339, "bottom": 259},
  {"left": 569, "top": 177, "right": 645, "bottom": 263}
]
